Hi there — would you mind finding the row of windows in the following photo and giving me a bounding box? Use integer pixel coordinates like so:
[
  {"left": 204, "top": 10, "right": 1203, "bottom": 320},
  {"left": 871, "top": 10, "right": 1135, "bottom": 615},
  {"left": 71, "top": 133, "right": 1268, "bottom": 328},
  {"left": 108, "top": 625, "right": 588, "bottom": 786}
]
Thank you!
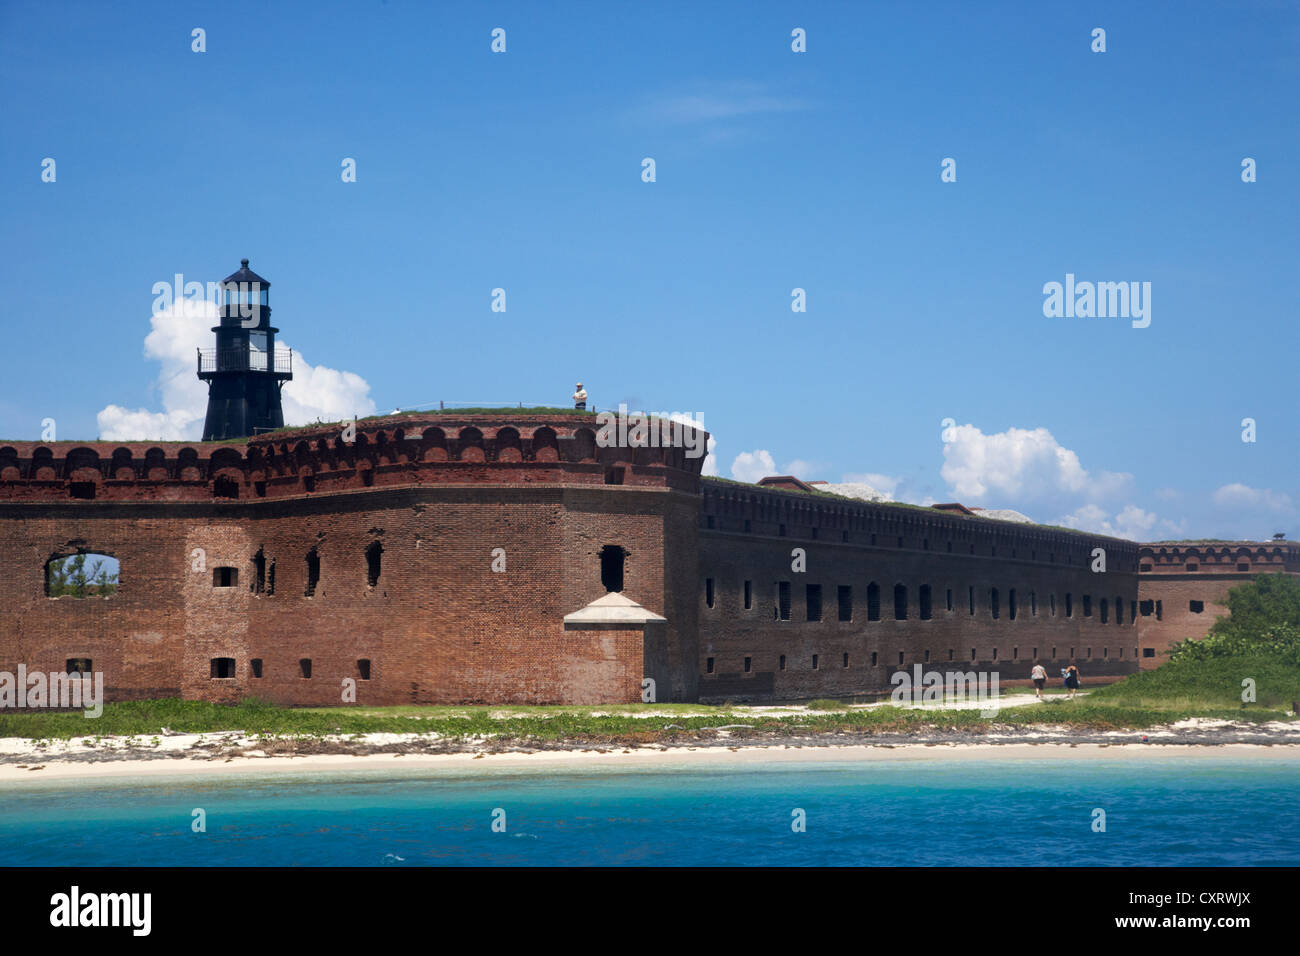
[
  {"left": 704, "top": 644, "right": 1142, "bottom": 673},
  {"left": 704, "top": 580, "right": 1137, "bottom": 625},
  {"left": 212, "top": 658, "right": 372, "bottom": 680},
  {"left": 56, "top": 658, "right": 375, "bottom": 680},
  {"left": 50, "top": 543, "right": 631, "bottom": 600},
  {"left": 1138, "top": 599, "right": 1207, "bottom": 618},
  {"left": 1140, "top": 561, "right": 1254, "bottom": 572}
]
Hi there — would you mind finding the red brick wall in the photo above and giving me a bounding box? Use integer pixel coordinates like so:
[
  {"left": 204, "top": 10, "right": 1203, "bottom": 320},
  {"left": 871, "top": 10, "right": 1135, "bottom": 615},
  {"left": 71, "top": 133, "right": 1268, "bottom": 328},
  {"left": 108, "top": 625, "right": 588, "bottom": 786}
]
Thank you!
[{"left": 697, "top": 481, "right": 1141, "bottom": 702}]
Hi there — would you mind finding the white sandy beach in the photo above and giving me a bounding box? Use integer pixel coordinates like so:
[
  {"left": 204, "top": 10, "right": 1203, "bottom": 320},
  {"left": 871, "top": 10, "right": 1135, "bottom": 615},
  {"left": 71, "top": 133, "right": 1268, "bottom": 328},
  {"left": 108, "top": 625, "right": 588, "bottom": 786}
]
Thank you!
[{"left": 2, "top": 736, "right": 1298, "bottom": 784}]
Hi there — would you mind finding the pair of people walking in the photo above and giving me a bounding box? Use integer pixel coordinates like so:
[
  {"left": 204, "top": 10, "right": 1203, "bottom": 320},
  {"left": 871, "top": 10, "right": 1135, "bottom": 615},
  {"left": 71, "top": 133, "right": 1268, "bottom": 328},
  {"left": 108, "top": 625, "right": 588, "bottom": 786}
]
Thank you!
[{"left": 1029, "top": 660, "right": 1081, "bottom": 699}]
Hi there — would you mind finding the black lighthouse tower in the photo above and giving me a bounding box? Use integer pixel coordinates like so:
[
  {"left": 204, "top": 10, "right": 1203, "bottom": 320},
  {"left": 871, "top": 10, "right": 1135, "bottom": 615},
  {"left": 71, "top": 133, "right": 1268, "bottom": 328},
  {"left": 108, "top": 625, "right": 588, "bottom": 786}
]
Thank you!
[{"left": 198, "top": 259, "right": 293, "bottom": 441}]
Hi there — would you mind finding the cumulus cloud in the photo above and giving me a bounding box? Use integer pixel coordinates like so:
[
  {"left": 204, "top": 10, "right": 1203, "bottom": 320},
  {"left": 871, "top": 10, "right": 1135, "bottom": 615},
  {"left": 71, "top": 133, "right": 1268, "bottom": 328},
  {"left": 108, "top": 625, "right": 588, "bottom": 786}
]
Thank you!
[
  {"left": 731, "top": 449, "right": 776, "bottom": 483},
  {"left": 1057, "top": 503, "right": 1161, "bottom": 540},
  {"left": 96, "top": 297, "right": 376, "bottom": 441},
  {"left": 1212, "top": 483, "right": 1295, "bottom": 513},
  {"left": 941, "top": 424, "right": 1132, "bottom": 504}
]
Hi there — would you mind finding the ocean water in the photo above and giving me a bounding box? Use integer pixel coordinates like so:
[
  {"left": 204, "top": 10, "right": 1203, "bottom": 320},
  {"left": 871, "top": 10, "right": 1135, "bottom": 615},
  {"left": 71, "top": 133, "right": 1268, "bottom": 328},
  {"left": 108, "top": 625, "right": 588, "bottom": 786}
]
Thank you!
[{"left": 0, "top": 754, "right": 1296, "bottom": 866}]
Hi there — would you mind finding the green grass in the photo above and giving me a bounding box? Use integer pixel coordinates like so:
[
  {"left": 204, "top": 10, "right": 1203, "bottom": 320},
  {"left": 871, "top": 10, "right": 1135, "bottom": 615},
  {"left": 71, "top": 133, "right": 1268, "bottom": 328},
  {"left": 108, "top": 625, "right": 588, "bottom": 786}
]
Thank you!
[
  {"left": 1089, "top": 652, "right": 1300, "bottom": 711},
  {"left": 1, "top": 690, "right": 1292, "bottom": 743}
]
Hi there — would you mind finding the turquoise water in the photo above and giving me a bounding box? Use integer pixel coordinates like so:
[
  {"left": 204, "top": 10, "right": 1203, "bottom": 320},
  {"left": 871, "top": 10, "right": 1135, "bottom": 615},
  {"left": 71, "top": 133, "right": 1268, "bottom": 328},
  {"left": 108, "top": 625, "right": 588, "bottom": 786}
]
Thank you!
[{"left": 1, "top": 755, "right": 1296, "bottom": 866}]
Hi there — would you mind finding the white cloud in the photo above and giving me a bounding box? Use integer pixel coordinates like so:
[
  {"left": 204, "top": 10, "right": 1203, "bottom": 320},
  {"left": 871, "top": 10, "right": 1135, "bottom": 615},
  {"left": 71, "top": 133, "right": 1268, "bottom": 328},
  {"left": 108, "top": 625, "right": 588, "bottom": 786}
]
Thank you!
[
  {"left": 941, "top": 424, "right": 1132, "bottom": 504},
  {"left": 1212, "top": 483, "right": 1295, "bottom": 513},
  {"left": 782, "top": 458, "right": 825, "bottom": 479},
  {"left": 731, "top": 449, "right": 776, "bottom": 483},
  {"left": 96, "top": 297, "right": 376, "bottom": 441},
  {"left": 1057, "top": 503, "right": 1159, "bottom": 541}
]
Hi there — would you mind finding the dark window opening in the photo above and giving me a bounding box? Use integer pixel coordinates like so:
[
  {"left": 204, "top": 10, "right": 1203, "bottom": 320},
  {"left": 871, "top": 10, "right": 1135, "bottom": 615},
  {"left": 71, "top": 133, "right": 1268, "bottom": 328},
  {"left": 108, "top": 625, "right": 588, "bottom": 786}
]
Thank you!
[
  {"left": 946, "top": 588, "right": 953, "bottom": 612},
  {"left": 213, "top": 475, "right": 239, "bottom": 499},
  {"left": 1065, "top": 593, "right": 1073, "bottom": 618},
  {"left": 837, "top": 585, "right": 853, "bottom": 622},
  {"left": 299, "top": 658, "right": 313, "bottom": 679},
  {"left": 779, "top": 655, "right": 786, "bottom": 670},
  {"left": 1100, "top": 599, "right": 1109, "bottom": 624},
  {"left": 706, "top": 657, "right": 715, "bottom": 674},
  {"left": 867, "top": 582, "right": 881, "bottom": 621},
  {"left": 302, "top": 474, "right": 315, "bottom": 492},
  {"left": 968, "top": 585, "right": 976, "bottom": 616},
  {"left": 604, "top": 466, "right": 625, "bottom": 485},
  {"left": 600, "top": 545, "right": 626, "bottom": 593},
  {"left": 357, "top": 659, "right": 371, "bottom": 680},
  {"left": 305, "top": 548, "right": 320, "bottom": 597},
  {"left": 213, "top": 566, "right": 237, "bottom": 588},
  {"left": 743, "top": 656, "right": 752, "bottom": 673},
  {"left": 705, "top": 578, "right": 715, "bottom": 608},
  {"left": 843, "top": 652, "right": 850, "bottom": 668},
  {"left": 777, "top": 581, "right": 791, "bottom": 620},
  {"left": 361, "top": 468, "right": 374, "bottom": 487},
  {"left": 1186, "top": 562, "right": 1198, "bottom": 571},
  {"left": 1082, "top": 594, "right": 1092, "bottom": 617},
  {"left": 66, "top": 658, "right": 92, "bottom": 675},
  {"left": 811, "top": 654, "right": 819, "bottom": 670},
  {"left": 1140, "top": 562, "right": 1152, "bottom": 572},
  {"left": 893, "top": 584, "right": 908, "bottom": 620},
  {"left": 971, "top": 648, "right": 977, "bottom": 661},
  {"left": 924, "top": 649, "right": 930, "bottom": 663},
  {"left": 1189, "top": 600, "right": 1204, "bottom": 613},
  {"left": 1156, "top": 599, "right": 1163, "bottom": 620},
  {"left": 743, "top": 580, "right": 752, "bottom": 610},
  {"left": 251, "top": 659, "right": 263, "bottom": 678},
  {"left": 69, "top": 481, "right": 96, "bottom": 500},
  {"left": 990, "top": 588, "right": 1000, "bottom": 620},
  {"left": 898, "top": 650, "right": 904, "bottom": 665},
  {"left": 919, "top": 584, "right": 932, "bottom": 620},
  {"left": 1143, "top": 647, "right": 1155, "bottom": 658},
  {"left": 871, "top": 652, "right": 878, "bottom": 666},
  {"left": 1008, "top": 589, "right": 1017, "bottom": 621},
  {"left": 806, "top": 584, "right": 822, "bottom": 622},
  {"left": 254, "top": 480, "right": 267, "bottom": 497},
  {"left": 779, "top": 524, "right": 786, "bottom": 537},
  {"left": 366, "top": 540, "right": 383, "bottom": 587},
  {"left": 210, "top": 657, "right": 236, "bottom": 679},
  {"left": 1140, "top": 600, "right": 1154, "bottom": 616},
  {"left": 1237, "top": 562, "right": 1249, "bottom": 572}
]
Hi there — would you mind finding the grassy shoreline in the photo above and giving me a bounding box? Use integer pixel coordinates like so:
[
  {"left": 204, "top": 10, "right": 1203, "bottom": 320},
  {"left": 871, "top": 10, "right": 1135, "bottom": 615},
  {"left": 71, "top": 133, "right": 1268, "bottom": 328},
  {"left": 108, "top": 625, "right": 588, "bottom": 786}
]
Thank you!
[{"left": 0, "top": 694, "right": 1292, "bottom": 744}]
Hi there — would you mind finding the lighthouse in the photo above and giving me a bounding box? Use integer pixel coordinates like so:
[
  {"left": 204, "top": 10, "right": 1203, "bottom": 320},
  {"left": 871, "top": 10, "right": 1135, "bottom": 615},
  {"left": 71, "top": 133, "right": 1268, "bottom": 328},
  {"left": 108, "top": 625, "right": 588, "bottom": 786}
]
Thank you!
[{"left": 197, "top": 259, "right": 293, "bottom": 441}]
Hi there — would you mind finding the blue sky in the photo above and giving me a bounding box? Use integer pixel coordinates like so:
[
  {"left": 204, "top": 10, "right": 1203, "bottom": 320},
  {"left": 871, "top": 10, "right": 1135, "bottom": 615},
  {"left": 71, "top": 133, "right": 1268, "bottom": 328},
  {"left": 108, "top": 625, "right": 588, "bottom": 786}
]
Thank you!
[{"left": 1, "top": 0, "right": 1296, "bottom": 540}]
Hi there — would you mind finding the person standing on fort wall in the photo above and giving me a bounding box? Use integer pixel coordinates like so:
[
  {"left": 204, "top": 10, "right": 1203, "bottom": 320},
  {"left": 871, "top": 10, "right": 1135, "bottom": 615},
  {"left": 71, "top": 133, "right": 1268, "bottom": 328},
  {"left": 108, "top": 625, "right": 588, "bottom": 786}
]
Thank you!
[
  {"left": 1030, "top": 660, "right": 1047, "bottom": 699},
  {"left": 1063, "top": 662, "right": 1081, "bottom": 700},
  {"left": 573, "top": 382, "right": 587, "bottom": 410}
]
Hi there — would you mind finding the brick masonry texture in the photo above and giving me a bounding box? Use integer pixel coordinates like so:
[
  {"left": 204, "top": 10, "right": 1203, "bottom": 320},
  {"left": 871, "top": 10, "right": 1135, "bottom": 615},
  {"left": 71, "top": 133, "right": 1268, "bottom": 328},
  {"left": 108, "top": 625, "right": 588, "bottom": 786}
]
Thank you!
[{"left": 1, "top": 415, "right": 1293, "bottom": 705}]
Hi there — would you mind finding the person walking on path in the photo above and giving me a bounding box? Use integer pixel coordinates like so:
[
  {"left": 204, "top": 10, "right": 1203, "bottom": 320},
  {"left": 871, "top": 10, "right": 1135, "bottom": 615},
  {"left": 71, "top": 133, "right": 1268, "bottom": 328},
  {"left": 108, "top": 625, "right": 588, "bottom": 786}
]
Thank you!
[
  {"left": 1030, "top": 660, "right": 1047, "bottom": 699},
  {"left": 1063, "top": 661, "right": 1081, "bottom": 700}
]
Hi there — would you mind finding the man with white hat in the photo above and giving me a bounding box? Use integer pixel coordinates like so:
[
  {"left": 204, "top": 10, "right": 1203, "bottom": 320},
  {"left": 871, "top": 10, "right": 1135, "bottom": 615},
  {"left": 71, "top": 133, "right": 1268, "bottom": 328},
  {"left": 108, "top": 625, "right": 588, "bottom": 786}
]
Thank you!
[{"left": 573, "top": 382, "right": 588, "bottom": 410}]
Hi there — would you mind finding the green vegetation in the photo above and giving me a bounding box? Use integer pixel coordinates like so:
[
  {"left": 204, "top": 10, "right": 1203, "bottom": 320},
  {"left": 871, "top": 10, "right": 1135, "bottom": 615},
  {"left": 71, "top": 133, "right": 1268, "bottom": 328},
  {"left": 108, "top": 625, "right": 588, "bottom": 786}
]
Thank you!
[
  {"left": 45, "top": 553, "right": 118, "bottom": 598},
  {"left": 1092, "top": 573, "right": 1300, "bottom": 710}
]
